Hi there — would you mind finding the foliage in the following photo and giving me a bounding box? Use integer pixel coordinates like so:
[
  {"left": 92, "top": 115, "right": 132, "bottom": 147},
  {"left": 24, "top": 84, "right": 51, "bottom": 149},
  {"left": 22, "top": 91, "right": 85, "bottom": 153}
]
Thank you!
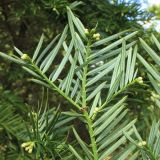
[
  {"left": 0, "top": 0, "right": 152, "bottom": 105},
  {"left": 1, "top": 4, "right": 160, "bottom": 159},
  {"left": 0, "top": 90, "right": 74, "bottom": 159},
  {"left": 80, "top": 0, "right": 152, "bottom": 34},
  {"left": 148, "top": 4, "right": 160, "bottom": 19}
]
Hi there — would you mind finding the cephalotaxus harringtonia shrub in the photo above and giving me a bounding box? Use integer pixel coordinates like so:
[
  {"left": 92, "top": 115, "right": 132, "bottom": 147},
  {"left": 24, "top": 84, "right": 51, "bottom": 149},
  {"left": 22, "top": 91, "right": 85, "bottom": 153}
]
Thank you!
[{"left": 1, "top": 3, "right": 160, "bottom": 160}]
